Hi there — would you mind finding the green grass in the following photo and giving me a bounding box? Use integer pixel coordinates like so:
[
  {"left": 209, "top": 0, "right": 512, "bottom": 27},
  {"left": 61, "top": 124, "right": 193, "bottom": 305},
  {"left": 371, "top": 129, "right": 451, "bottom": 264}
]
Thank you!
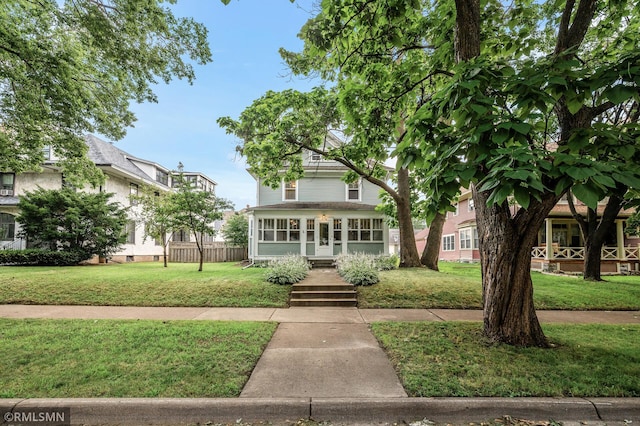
[
  {"left": 1, "top": 261, "right": 639, "bottom": 310},
  {"left": 358, "top": 262, "right": 640, "bottom": 310},
  {"left": 372, "top": 321, "right": 640, "bottom": 397},
  {"left": 0, "top": 318, "right": 277, "bottom": 398},
  {"left": 0, "top": 262, "right": 290, "bottom": 307}
]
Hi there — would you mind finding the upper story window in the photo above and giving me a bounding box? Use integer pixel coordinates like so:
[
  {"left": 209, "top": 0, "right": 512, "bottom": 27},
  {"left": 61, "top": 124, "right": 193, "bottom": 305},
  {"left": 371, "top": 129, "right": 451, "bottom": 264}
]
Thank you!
[
  {"left": 283, "top": 180, "right": 297, "bottom": 201},
  {"left": 0, "top": 173, "right": 15, "bottom": 196},
  {"left": 130, "top": 183, "right": 139, "bottom": 205},
  {"left": 309, "top": 151, "right": 322, "bottom": 161},
  {"left": 347, "top": 181, "right": 361, "bottom": 201},
  {"left": 156, "top": 170, "right": 168, "bottom": 186},
  {"left": 468, "top": 198, "right": 475, "bottom": 212}
]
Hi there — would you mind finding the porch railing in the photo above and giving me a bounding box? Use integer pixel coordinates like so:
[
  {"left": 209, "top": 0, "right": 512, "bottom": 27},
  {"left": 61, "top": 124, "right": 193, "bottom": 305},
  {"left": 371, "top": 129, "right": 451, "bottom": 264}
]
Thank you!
[
  {"left": 0, "top": 239, "right": 26, "bottom": 250},
  {"left": 531, "top": 246, "right": 640, "bottom": 261}
]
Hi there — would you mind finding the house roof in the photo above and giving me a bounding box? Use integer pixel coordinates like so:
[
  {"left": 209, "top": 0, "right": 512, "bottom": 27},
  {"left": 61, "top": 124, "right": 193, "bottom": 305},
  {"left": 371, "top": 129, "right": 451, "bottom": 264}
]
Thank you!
[
  {"left": 83, "top": 134, "right": 157, "bottom": 184},
  {"left": 249, "top": 202, "right": 379, "bottom": 212}
]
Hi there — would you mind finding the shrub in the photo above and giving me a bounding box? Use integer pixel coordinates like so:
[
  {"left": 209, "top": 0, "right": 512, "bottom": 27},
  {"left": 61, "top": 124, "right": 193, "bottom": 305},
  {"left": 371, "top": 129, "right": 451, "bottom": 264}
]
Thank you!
[
  {"left": 0, "top": 249, "right": 90, "bottom": 266},
  {"left": 375, "top": 254, "right": 399, "bottom": 271},
  {"left": 265, "top": 255, "right": 310, "bottom": 285},
  {"left": 336, "top": 253, "right": 380, "bottom": 286}
]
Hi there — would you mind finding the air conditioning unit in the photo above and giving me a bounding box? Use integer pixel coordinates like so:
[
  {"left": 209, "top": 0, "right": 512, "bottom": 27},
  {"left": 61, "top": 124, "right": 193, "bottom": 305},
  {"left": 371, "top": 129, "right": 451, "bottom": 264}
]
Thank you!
[{"left": 0, "top": 189, "right": 14, "bottom": 196}]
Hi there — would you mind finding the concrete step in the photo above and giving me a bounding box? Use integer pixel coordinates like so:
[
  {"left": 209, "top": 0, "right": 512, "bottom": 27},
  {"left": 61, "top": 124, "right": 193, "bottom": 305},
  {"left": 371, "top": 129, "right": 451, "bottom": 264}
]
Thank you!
[
  {"left": 289, "top": 298, "right": 358, "bottom": 307},
  {"left": 292, "top": 283, "right": 354, "bottom": 292},
  {"left": 291, "top": 290, "right": 357, "bottom": 300},
  {"left": 310, "top": 259, "right": 335, "bottom": 269}
]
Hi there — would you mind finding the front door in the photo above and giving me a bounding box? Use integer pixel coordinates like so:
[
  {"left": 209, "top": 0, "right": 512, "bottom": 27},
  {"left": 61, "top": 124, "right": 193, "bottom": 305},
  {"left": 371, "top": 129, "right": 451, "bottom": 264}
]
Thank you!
[{"left": 317, "top": 220, "right": 332, "bottom": 257}]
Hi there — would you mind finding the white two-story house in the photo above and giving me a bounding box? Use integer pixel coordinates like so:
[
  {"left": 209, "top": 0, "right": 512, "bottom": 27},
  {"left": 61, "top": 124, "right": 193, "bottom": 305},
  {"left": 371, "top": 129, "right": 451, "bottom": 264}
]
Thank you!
[
  {"left": 246, "top": 147, "right": 389, "bottom": 265},
  {"left": 0, "top": 134, "right": 217, "bottom": 263}
]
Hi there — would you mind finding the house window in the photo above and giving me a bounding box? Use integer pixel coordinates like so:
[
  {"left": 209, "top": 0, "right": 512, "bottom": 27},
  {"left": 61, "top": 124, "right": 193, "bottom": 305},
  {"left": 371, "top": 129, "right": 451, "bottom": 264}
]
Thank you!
[
  {"left": 307, "top": 219, "right": 315, "bottom": 242},
  {"left": 347, "top": 218, "right": 384, "bottom": 241},
  {"left": 347, "top": 181, "right": 361, "bottom": 201},
  {"left": 156, "top": 170, "right": 169, "bottom": 186},
  {"left": 468, "top": 198, "right": 475, "bottom": 212},
  {"left": 125, "top": 221, "right": 136, "bottom": 244},
  {"left": 0, "top": 173, "right": 14, "bottom": 196},
  {"left": 310, "top": 151, "right": 322, "bottom": 161},
  {"left": 130, "top": 183, "right": 139, "bottom": 205},
  {"left": 283, "top": 181, "right": 297, "bottom": 201},
  {"left": 264, "top": 218, "right": 300, "bottom": 242},
  {"left": 443, "top": 234, "right": 455, "bottom": 251},
  {"left": 453, "top": 203, "right": 459, "bottom": 216},
  {"left": 0, "top": 213, "right": 15, "bottom": 240},
  {"left": 372, "top": 218, "right": 384, "bottom": 241},
  {"left": 173, "top": 229, "right": 190, "bottom": 242},
  {"left": 259, "top": 219, "right": 275, "bottom": 241},
  {"left": 333, "top": 219, "right": 342, "bottom": 241},
  {"left": 473, "top": 227, "right": 479, "bottom": 248},
  {"left": 460, "top": 228, "right": 472, "bottom": 250}
]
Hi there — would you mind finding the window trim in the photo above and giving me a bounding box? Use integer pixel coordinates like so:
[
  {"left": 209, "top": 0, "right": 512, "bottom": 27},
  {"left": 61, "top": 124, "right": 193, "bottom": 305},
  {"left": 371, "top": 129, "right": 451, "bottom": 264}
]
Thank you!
[
  {"left": 346, "top": 180, "right": 362, "bottom": 201},
  {"left": 347, "top": 218, "right": 383, "bottom": 242},
  {"left": 442, "top": 234, "right": 455, "bottom": 251},
  {"left": 282, "top": 180, "right": 298, "bottom": 201}
]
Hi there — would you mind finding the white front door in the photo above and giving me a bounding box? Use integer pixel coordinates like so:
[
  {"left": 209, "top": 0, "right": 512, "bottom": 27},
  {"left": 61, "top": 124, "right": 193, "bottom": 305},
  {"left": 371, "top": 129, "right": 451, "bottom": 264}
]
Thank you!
[{"left": 316, "top": 220, "right": 332, "bottom": 257}]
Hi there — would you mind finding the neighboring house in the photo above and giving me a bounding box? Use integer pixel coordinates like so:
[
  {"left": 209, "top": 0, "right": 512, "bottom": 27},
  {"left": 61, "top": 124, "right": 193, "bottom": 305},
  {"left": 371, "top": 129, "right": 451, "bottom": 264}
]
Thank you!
[
  {"left": 0, "top": 134, "right": 216, "bottom": 263},
  {"left": 246, "top": 138, "right": 389, "bottom": 264},
  {"left": 426, "top": 188, "right": 640, "bottom": 273}
]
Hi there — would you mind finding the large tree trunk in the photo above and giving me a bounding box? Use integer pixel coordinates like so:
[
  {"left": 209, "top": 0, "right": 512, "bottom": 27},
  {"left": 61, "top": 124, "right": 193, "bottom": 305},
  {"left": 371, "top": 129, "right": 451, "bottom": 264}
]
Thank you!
[
  {"left": 396, "top": 166, "right": 422, "bottom": 268},
  {"left": 473, "top": 188, "right": 559, "bottom": 347},
  {"left": 421, "top": 211, "right": 445, "bottom": 271}
]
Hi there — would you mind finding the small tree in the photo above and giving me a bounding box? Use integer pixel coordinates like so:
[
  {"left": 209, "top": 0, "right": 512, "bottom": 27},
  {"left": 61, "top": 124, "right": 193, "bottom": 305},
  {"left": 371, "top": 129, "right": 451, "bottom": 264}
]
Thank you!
[
  {"left": 222, "top": 213, "right": 249, "bottom": 248},
  {"left": 131, "top": 186, "right": 175, "bottom": 267},
  {"left": 171, "top": 171, "right": 234, "bottom": 271},
  {"left": 17, "top": 187, "right": 128, "bottom": 261}
]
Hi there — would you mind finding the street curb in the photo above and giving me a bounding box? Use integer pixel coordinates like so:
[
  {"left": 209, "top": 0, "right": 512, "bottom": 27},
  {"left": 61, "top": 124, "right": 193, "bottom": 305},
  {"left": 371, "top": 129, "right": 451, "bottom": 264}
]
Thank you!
[{"left": 1, "top": 397, "right": 638, "bottom": 425}]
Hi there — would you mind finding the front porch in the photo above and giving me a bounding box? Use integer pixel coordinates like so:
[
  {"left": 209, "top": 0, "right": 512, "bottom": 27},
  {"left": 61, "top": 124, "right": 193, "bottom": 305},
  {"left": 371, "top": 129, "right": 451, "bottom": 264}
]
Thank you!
[{"left": 531, "top": 217, "right": 640, "bottom": 274}]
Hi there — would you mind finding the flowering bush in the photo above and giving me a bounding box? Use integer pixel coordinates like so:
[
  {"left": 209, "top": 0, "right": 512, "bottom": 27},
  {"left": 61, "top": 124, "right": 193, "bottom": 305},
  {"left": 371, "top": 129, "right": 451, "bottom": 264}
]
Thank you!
[
  {"left": 264, "top": 255, "right": 310, "bottom": 285},
  {"left": 336, "top": 253, "right": 379, "bottom": 286}
]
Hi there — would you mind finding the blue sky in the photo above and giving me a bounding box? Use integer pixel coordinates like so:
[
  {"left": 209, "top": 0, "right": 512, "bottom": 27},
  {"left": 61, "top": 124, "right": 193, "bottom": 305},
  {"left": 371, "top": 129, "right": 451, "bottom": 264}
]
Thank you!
[{"left": 105, "top": 0, "right": 318, "bottom": 209}]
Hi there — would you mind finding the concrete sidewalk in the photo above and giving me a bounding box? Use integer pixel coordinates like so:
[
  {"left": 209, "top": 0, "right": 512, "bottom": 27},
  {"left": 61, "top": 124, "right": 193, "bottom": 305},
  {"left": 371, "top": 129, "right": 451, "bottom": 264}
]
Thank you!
[{"left": 2, "top": 304, "right": 640, "bottom": 323}]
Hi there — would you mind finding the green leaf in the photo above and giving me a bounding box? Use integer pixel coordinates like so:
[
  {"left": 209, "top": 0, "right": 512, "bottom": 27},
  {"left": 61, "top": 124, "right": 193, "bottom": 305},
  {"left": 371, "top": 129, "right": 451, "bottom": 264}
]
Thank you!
[
  {"left": 512, "top": 122, "right": 531, "bottom": 135},
  {"left": 571, "top": 183, "right": 599, "bottom": 210},
  {"left": 604, "top": 85, "right": 638, "bottom": 105},
  {"left": 513, "top": 186, "right": 531, "bottom": 209}
]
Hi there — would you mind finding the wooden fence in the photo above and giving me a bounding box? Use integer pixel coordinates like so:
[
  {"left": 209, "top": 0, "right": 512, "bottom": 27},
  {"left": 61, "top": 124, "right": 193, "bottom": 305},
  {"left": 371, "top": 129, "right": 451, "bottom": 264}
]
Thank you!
[{"left": 169, "top": 242, "right": 247, "bottom": 263}]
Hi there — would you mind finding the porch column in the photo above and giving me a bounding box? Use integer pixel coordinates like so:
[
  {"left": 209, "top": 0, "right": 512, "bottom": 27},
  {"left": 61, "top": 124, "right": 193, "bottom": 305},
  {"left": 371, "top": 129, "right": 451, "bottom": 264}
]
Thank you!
[
  {"left": 300, "top": 216, "right": 307, "bottom": 257},
  {"left": 616, "top": 219, "right": 625, "bottom": 260},
  {"left": 341, "top": 216, "right": 348, "bottom": 255},
  {"left": 545, "top": 218, "right": 553, "bottom": 260}
]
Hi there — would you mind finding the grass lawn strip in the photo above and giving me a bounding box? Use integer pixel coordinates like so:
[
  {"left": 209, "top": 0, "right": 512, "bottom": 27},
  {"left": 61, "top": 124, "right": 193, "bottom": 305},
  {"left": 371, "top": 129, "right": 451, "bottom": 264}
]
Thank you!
[
  {"left": 0, "top": 319, "right": 276, "bottom": 398},
  {"left": 358, "top": 262, "right": 640, "bottom": 310},
  {"left": 0, "top": 262, "right": 289, "bottom": 307},
  {"left": 371, "top": 321, "right": 640, "bottom": 397}
]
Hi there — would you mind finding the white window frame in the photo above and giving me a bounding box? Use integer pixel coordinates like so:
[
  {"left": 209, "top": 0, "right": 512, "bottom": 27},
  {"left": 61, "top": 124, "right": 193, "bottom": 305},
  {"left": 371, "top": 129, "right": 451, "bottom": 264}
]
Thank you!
[
  {"left": 468, "top": 198, "right": 475, "bottom": 212},
  {"left": 346, "top": 180, "right": 362, "bottom": 201},
  {"left": 283, "top": 180, "right": 298, "bottom": 201},
  {"left": 459, "top": 228, "right": 472, "bottom": 250},
  {"left": 453, "top": 203, "right": 459, "bottom": 216},
  {"left": 309, "top": 151, "right": 323, "bottom": 161},
  {"left": 442, "top": 234, "right": 455, "bottom": 251}
]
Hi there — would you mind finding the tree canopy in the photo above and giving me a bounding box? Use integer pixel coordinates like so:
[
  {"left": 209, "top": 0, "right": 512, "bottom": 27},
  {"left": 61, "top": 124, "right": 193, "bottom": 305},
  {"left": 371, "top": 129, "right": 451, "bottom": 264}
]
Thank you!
[{"left": 1, "top": 0, "right": 211, "bottom": 186}]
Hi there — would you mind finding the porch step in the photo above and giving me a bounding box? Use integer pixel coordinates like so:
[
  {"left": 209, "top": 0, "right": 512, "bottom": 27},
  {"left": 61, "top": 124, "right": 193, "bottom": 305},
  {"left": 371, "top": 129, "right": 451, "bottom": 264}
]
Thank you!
[
  {"left": 310, "top": 258, "right": 335, "bottom": 269},
  {"left": 289, "top": 276, "right": 357, "bottom": 308}
]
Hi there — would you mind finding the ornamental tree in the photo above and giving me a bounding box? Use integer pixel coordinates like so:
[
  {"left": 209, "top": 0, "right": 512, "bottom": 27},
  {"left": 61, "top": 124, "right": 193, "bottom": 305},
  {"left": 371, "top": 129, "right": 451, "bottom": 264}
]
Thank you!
[
  {"left": 171, "top": 169, "right": 234, "bottom": 272},
  {"left": 17, "top": 187, "right": 128, "bottom": 261},
  {"left": 1, "top": 0, "right": 211, "bottom": 186}
]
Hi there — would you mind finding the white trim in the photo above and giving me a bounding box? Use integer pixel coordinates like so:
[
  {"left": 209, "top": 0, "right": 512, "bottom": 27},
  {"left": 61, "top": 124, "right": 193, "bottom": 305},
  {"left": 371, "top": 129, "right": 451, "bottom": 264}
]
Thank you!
[
  {"left": 282, "top": 179, "right": 298, "bottom": 201},
  {"left": 345, "top": 179, "right": 362, "bottom": 202},
  {"left": 442, "top": 233, "right": 455, "bottom": 251}
]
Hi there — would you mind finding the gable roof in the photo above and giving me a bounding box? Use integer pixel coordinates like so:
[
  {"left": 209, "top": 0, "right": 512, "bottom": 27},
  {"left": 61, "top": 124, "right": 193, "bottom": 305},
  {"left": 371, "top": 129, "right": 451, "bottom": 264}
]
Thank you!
[{"left": 75, "top": 134, "right": 172, "bottom": 189}]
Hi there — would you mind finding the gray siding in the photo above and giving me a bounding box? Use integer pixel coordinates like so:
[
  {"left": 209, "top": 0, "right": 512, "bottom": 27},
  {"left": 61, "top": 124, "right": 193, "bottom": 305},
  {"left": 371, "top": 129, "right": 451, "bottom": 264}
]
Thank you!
[
  {"left": 257, "top": 176, "right": 382, "bottom": 205},
  {"left": 347, "top": 243, "right": 386, "bottom": 255},
  {"left": 257, "top": 242, "right": 301, "bottom": 256}
]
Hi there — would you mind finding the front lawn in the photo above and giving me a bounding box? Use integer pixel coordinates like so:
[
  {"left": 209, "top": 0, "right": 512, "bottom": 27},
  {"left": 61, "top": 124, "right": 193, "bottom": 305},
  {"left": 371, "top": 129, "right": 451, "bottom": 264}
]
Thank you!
[
  {"left": 0, "top": 319, "right": 277, "bottom": 398},
  {"left": 357, "top": 262, "right": 640, "bottom": 310},
  {"left": 0, "top": 262, "right": 290, "bottom": 307},
  {"left": 372, "top": 322, "right": 640, "bottom": 397}
]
